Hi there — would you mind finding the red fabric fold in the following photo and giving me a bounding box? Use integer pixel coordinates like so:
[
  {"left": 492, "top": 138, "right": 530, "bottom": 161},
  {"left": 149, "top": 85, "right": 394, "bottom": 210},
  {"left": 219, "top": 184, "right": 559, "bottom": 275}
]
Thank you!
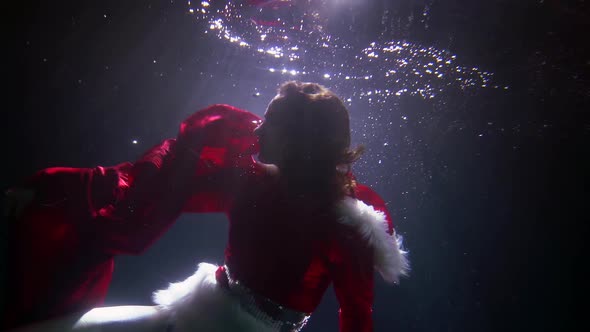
[
  {"left": 3, "top": 105, "right": 261, "bottom": 329},
  {"left": 5, "top": 104, "right": 392, "bottom": 332}
]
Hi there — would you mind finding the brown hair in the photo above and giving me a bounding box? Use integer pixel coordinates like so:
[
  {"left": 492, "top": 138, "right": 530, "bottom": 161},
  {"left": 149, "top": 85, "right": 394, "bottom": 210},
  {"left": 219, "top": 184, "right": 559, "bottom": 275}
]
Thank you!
[{"left": 268, "top": 81, "right": 364, "bottom": 197}]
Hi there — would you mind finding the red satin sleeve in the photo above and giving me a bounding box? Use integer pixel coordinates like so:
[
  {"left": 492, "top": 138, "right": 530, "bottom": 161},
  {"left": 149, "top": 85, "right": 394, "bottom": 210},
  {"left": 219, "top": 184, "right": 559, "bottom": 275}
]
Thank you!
[
  {"left": 87, "top": 138, "right": 203, "bottom": 255},
  {"left": 3, "top": 105, "right": 260, "bottom": 329},
  {"left": 330, "top": 231, "right": 375, "bottom": 332},
  {"left": 177, "top": 104, "right": 262, "bottom": 213},
  {"left": 330, "top": 183, "right": 394, "bottom": 332},
  {"left": 89, "top": 104, "right": 262, "bottom": 253}
]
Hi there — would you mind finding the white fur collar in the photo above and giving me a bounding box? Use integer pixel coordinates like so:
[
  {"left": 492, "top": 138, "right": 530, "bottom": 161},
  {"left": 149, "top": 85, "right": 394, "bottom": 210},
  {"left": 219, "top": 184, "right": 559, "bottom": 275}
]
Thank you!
[{"left": 337, "top": 197, "right": 410, "bottom": 283}]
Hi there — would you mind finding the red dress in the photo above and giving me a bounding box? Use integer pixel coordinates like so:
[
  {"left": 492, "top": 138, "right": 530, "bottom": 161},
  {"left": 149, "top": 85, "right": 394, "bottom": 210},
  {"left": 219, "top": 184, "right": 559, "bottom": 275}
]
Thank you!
[
  {"left": 4, "top": 104, "right": 406, "bottom": 332},
  {"left": 177, "top": 105, "right": 405, "bottom": 332}
]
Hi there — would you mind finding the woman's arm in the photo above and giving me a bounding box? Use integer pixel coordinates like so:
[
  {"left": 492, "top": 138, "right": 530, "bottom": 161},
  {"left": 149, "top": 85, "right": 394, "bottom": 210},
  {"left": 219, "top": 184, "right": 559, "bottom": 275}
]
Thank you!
[
  {"left": 330, "top": 183, "right": 406, "bottom": 331},
  {"left": 330, "top": 240, "right": 375, "bottom": 332},
  {"left": 88, "top": 138, "right": 203, "bottom": 255},
  {"left": 88, "top": 104, "right": 262, "bottom": 254}
]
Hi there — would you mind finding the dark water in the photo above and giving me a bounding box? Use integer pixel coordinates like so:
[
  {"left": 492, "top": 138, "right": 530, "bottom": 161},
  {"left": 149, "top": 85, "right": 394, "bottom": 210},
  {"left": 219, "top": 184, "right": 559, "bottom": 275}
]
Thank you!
[{"left": 8, "top": 0, "right": 587, "bottom": 331}]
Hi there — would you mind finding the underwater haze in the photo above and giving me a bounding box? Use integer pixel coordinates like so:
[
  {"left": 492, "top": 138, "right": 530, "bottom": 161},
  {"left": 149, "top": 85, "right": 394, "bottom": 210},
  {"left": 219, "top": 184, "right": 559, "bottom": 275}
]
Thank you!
[{"left": 13, "top": 0, "right": 587, "bottom": 331}]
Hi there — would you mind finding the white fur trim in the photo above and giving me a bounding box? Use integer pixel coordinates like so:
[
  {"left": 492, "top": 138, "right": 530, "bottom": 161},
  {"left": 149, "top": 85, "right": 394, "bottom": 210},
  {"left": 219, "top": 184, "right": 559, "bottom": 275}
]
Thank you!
[
  {"left": 26, "top": 264, "right": 275, "bottom": 332},
  {"left": 337, "top": 197, "right": 410, "bottom": 283},
  {"left": 152, "top": 262, "right": 276, "bottom": 332}
]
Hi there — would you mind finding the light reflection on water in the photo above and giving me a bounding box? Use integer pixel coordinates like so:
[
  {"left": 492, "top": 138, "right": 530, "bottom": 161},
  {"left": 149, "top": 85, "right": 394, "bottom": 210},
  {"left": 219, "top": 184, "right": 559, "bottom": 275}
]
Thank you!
[{"left": 188, "top": 0, "right": 504, "bottom": 103}]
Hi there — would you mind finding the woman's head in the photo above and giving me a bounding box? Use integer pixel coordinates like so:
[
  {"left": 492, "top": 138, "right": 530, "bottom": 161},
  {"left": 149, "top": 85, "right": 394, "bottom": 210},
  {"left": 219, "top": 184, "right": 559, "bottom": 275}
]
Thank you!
[{"left": 255, "top": 81, "right": 362, "bottom": 171}]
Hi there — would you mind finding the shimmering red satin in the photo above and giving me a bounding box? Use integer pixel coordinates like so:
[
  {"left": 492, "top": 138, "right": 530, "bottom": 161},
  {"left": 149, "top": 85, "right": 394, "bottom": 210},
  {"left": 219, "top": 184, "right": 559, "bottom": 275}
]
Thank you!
[{"left": 5, "top": 104, "right": 391, "bottom": 332}]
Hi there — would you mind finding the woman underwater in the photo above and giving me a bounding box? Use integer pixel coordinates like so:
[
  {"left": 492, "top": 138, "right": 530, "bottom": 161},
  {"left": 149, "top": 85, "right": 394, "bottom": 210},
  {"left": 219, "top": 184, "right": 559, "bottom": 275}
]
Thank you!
[{"left": 13, "top": 81, "right": 409, "bottom": 332}]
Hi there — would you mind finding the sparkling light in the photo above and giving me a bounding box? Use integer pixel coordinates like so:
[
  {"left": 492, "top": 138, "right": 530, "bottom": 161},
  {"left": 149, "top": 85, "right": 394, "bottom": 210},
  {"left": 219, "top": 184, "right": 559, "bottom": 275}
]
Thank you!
[{"left": 188, "top": 0, "right": 501, "bottom": 103}]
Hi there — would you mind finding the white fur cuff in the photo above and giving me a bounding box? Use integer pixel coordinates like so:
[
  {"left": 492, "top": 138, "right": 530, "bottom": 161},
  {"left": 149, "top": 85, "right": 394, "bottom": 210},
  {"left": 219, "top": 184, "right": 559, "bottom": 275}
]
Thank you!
[{"left": 337, "top": 197, "right": 410, "bottom": 283}]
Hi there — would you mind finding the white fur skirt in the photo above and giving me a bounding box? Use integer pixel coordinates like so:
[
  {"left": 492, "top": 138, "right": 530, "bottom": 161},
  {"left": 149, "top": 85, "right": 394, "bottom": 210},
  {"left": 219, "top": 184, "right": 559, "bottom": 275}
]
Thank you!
[
  {"left": 149, "top": 262, "right": 277, "bottom": 332},
  {"left": 16, "top": 263, "right": 277, "bottom": 332}
]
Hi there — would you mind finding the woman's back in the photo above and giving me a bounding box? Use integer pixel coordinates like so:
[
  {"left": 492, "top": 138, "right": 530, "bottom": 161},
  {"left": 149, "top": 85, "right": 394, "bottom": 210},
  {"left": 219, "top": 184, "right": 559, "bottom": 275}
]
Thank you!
[
  {"left": 173, "top": 82, "right": 410, "bottom": 330},
  {"left": 225, "top": 167, "right": 373, "bottom": 313},
  {"left": 225, "top": 169, "right": 349, "bottom": 313}
]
